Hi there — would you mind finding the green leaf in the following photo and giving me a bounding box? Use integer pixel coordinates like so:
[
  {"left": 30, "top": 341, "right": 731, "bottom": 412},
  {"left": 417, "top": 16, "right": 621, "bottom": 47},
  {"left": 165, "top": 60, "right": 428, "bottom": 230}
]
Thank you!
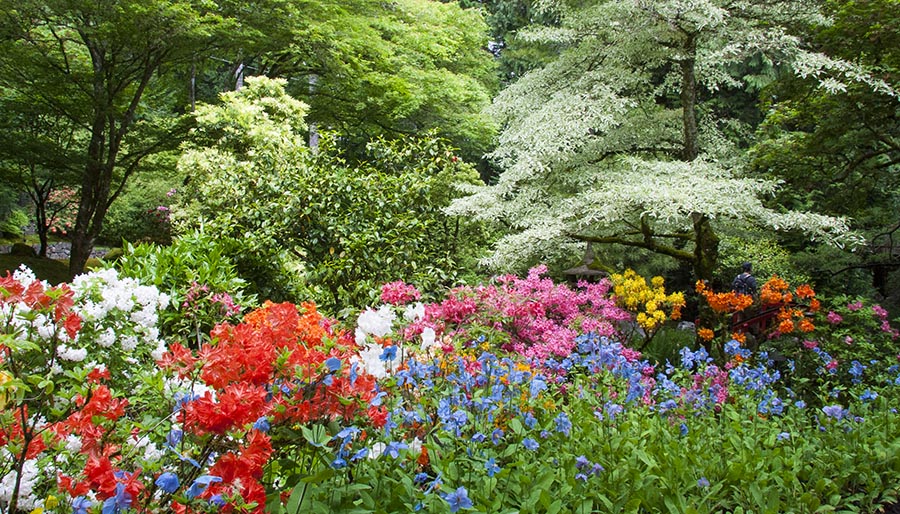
[
  {"left": 546, "top": 500, "right": 563, "bottom": 514},
  {"left": 285, "top": 481, "right": 307, "bottom": 514},
  {"left": 301, "top": 424, "right": 330, "bottom": 448}
]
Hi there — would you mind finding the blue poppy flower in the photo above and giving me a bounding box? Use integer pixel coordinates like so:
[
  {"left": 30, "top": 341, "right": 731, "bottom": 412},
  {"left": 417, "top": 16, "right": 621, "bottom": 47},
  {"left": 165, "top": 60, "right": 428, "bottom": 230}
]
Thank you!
[
  {"left": 72, "top": 496, "right": 92, "bottom": 514},
  {"left": 522, "top": 438, "right": 539, "bottom": 451},
  {"left": 484, "top": 458, "right": 500, "bottom": 477},
  {"left": 186, "top": 475, "right": 223, "bottom": 499},
  {"left": 380, "top": 346, "right": 397, "bottom": 361},
  {"left": 253, "top": 416, "right": 271, "bottom": 432},
  {"left": 155, "top": 471, "right": 180, "bottom": 494},
  {"left": 442, "top": 486, "right": 473, "bottom": 512},
  {"left": 325, "top": 356, "right": 342, "bottom": 371},
  {"left": 554, "top": 412, "right": 572, "bottom": 436},
  {"left": 102, "top": 483, "right": 131, "bottom": 514}
]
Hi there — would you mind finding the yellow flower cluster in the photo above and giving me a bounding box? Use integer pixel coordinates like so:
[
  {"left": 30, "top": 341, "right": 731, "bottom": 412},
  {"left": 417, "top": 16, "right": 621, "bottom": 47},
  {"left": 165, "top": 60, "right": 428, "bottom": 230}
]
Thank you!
[{"left": 611, "top": 269, "right": 685, "bottom": 332}]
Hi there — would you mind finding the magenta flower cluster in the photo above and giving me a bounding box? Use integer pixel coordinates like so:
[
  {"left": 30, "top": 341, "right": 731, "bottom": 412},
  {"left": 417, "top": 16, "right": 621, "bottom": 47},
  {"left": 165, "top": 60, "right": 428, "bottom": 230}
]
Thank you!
[
  {"left": 872, "top": 304, "right": 899, "bottom": 339},
  {"left": 405, "top": 265, "right": 631, "bottom": 359},
  {"left": 380, "top": 281, "right": 422, "bottom": 305}
]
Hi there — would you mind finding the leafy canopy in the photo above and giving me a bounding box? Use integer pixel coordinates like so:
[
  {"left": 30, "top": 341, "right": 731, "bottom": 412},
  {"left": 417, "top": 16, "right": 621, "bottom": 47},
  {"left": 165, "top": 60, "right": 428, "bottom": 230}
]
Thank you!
[
  {"left": 174, "top": 77, "right": 490, "bottom": 311},
  {"left": 0, "top": 0, "right": 251, "bottom": 276},
  {"left": 257, "top": 0, "right": 500, "bottom": 164},
  {"left": 449, "top": 0, "right": 885, "bottom": 279}
]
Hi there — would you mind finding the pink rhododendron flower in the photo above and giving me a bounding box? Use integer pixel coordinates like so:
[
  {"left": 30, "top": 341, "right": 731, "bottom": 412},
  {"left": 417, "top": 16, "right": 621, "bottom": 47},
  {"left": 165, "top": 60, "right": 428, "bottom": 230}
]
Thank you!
[
  {"left": 847, "top": 301, "right": 863, "bottom": 311},
  {"left": 403, "top": 266, "right": 629, "bottom": 359},
  {"left": 380, "top": 281, "right": 422, "bottom": 305},
  {"left": 826, "top": 311, "right": 842, "bottom": 324}
]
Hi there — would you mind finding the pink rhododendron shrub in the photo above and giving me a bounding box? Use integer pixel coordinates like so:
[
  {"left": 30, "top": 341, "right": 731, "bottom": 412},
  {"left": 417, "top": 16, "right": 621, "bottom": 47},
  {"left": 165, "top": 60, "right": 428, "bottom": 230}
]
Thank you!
[{"left": 401, "top": 266, "right": 631, "bottom": 359}]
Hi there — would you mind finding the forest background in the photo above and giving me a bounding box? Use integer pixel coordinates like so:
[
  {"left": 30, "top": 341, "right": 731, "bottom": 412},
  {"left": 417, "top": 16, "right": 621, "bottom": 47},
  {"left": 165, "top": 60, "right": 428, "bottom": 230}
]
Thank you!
[{"left": 0, "top": 0, "right": 897, "bottom": 321}]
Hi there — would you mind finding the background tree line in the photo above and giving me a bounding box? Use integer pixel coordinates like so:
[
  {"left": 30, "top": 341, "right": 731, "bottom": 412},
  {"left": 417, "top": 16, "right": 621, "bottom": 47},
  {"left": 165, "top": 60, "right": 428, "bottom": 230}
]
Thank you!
[{"left": 0, "top": 0, "right": 897, "bottom": 314}]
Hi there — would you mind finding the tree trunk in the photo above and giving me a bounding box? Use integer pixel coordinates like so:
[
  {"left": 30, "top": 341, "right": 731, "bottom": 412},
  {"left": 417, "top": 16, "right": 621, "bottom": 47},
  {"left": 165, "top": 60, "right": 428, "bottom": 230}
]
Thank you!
[
  {"left": 68, "top": 110, "right": 107, "bottom": 278},
  {"left": 680, "top": 34, "right": 699, "bottom": 162},
  {"left": 680, "top": 35, "right": 719, "bottom": 283},
  {"left": 68, "top": 191, "right": 96, "bottom": 278},
  {"left": 68, "top": 43, "right": 119, "bottom": 279},
  {"left": 29, "top": 176, "right": 51, "bottom": 258},
  {"left": 873, "top": 263, "right": 889, "bottom": 299},
  {"left": 693, "top": 212, "right": 720, "bottom": 353},
  {"left": 692, "top": 213, "right": 719, "bottom": 284},
  {"left": 35, "top": 199, "right": 48, "bottom": 258}
]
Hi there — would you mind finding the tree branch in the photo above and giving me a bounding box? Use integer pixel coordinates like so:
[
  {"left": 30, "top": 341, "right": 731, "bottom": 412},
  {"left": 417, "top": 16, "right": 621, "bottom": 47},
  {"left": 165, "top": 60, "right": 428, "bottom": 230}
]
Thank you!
[{"left": 569, "top": 232, "right": 695, "bottom": 262}]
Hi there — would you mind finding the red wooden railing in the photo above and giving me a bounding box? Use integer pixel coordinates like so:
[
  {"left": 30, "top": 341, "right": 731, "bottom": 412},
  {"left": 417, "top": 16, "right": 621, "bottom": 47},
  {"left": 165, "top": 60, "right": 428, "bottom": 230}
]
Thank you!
[{"left": 730, "top": 304, "right": 787, "bottom": 335}]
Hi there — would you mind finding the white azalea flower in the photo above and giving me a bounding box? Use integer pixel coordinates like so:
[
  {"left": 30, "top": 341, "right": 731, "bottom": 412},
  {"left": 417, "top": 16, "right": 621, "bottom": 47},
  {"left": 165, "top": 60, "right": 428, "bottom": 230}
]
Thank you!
[{"left": 357, "top": 305, "right": 395, "bottom": 338}]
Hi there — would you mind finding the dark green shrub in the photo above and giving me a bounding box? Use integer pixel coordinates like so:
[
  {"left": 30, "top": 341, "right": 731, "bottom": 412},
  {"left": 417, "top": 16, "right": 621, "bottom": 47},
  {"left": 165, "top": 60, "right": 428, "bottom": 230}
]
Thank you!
[
  {"left": 111, "top": 230, "right": 257, "bottom": 345},
  {"left": 10, "top": 242, "right": 36, "bottom": 257},
  {"left": 0, "top": 208, "right": 28, "bottom": 239}
]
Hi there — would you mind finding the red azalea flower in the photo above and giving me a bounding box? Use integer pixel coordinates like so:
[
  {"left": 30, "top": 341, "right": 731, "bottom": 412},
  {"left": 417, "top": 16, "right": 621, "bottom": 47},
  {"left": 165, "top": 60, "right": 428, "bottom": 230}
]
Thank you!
[
  {"left": 0, "top": 272, "right": 25, "bottom": 301},
  {"left": 117, "top": 469, "right": 145, "bottom": 502},
  {"left": 199, "top": 332, "right": 274, "bottom": 389},
  {"left": 87, "top": 367, "right": 111, "bottom": 384},
  {"left": 209, "top": 434, "right": 271, "bottom": 484},
  {"left": 23, "top": 280, "right": 51, "bottom": 309},
  {"left": 183, "top": 383, "right": 268, "bottom": 435},
  {"left": 64, "top": 312, "right": 82, "bottom": 339},
  {"left": 53, "top": 284, "right": 75, "bottom": 320},
  {"left": 367, "top": 405, "right": 388, "bottom": 428},
  {"left": 83, "top": 452, "right": 117, "bottom": 499},
  {"left": 1, "top": 409, "right": 49, "bottom": 459},
  {"left": 157, "top": 342, "right": 198, "bottom": 378},
  {"left": 57, "top": 474, "right": 91, "bottom": 497}
]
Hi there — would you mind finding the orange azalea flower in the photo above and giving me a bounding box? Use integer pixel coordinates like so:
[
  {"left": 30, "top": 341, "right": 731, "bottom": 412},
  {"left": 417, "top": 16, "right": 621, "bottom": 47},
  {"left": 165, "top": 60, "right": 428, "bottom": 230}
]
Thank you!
[
  {"left": 374, "top": 336, "right": 394, "bottom": 347},
  {"left": 731, "top": 332, "right": 747, "bottom": 344},
  {"left": 707, "top": 291, "right": 753, "bottom": 313},
  {"left": 417, "top": 445, "right": 430, "bottom": 466},
  {"left": 799, "top": 319, "right": 815, "bottom": 333},
  {"left": 767, "top": 276, "right": 790, "bottom": 292},
  {"left": 795, "top": 284, "right": 815, "bottom": 299},
  {"left": 760, "top": 290, "right": 782, "bottom": 305},
  {"left": 760, "top": 276, "right": 790, "bottom": 305},
  {"left": 698, "top": 328, "right": 715, "bottom": 341},
  {"left": 809, "top": 298, "right": 821, "bottom": 312},
  {"left": 778, "top": 319, "right": 794, "bottom": 333}
]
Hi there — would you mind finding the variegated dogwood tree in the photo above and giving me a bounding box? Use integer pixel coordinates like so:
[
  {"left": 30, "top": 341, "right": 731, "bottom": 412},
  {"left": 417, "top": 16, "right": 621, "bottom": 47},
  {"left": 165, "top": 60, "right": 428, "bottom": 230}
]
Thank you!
[{"left": 449, "top": 0, "right": 895, "bottom": 282}]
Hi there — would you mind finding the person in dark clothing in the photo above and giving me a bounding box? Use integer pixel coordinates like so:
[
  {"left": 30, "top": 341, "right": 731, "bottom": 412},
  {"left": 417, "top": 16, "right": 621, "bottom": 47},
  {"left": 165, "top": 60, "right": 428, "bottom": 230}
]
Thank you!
[
  {"left": 732, "top": 262, "right": 758, "bottom": 298},
  {"left": 731, "top": 262, "right": 760, "bottom": 349}
]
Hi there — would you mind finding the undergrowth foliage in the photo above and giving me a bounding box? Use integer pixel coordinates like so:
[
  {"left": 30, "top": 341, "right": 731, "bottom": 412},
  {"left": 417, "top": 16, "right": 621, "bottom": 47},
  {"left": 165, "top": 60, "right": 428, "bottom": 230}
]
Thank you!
[{"left": 2, "top": 266, "right": 900, "bottom": 513}]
